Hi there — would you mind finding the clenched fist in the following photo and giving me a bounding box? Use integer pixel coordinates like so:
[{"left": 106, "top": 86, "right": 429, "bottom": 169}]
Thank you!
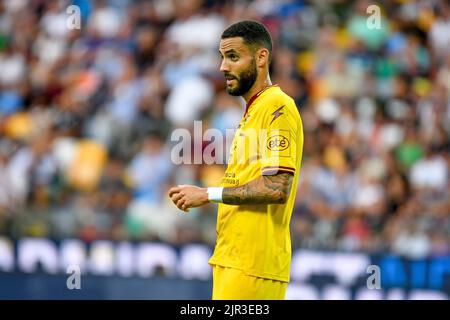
[{"left": 168, "top": 185, "right": 209, "bottom": 212}]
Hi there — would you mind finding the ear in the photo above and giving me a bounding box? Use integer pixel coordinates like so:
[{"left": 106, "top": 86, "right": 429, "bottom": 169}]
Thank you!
[{"left": 256, "top": 48, "right": 269, "bottom": 68}]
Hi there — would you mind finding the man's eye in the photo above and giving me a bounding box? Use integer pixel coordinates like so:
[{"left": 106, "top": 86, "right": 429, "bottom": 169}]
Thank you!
[{"left": 229, "top": 54, "right": 238, "bottom": 61}]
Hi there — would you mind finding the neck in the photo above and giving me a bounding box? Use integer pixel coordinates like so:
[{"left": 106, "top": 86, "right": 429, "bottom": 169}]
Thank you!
[{"left": 243, "top": 74, "right": 272, "bottom": 104}]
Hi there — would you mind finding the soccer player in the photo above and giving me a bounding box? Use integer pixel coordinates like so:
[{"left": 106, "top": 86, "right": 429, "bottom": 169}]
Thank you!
[{"left": 168, "top": 20, "right": 303, "bottom": 300}]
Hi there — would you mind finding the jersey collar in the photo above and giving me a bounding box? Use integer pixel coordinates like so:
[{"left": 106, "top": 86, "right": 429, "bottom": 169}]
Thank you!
[{"left": 244, "top": 84, "right": 278, "bottom": 116}]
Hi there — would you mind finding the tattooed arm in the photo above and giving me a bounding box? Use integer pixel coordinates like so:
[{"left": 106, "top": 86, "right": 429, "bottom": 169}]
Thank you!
[
  {"left": 168, "top": 173, "right": 293, "bottom": 212},
  {"left": 222, "top": 173, "right": 293, "bottom": 205}
]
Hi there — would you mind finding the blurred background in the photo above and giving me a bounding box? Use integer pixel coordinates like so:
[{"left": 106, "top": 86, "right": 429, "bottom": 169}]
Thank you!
[{"left": 0, "top": 0, "right": 448, "bottom": 299}]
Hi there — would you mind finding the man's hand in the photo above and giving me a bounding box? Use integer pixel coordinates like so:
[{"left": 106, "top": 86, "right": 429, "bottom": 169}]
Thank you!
[{"left": 168, "top": 185, "right": 209, "bottom": 212}]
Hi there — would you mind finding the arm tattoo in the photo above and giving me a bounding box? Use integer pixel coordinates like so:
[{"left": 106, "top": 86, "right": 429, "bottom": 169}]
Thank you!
[{"left": 222, "top": 173, "right": 293, "bottom": 205}]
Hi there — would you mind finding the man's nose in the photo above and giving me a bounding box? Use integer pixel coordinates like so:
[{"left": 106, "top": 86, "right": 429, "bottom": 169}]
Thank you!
[{"left": 220, "top": 59, "right": 229, "bottom": 73}]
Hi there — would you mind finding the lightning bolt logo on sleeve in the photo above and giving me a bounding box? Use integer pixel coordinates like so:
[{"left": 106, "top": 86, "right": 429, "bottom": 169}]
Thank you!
[{"left": 270, "top": 105, "right": 285, "bottom": 125}]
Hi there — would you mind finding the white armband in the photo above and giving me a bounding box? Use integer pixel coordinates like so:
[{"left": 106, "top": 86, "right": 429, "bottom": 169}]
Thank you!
[{"left": 207, "top": 187, "right": 223, "bottom": 203}]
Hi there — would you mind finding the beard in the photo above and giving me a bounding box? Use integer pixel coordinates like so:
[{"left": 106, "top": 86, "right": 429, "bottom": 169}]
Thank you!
[{"left": 225, "top": 58, "right": 258, "bottom": 96}]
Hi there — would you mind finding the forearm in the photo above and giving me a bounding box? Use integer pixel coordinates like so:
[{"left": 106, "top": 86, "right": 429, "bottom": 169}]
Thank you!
[{"left": 222, "top": 173, "right": 293, "bottom": 205}]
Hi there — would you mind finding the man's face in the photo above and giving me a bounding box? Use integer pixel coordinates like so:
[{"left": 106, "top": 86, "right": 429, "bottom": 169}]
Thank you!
[{"left": 219, "top": 37, "right": 258, "bottom": 96}]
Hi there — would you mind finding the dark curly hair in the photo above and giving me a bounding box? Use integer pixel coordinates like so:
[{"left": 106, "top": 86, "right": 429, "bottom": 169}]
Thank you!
[{"left": 221, "top": 20, "right": 273, "bottom": 63}]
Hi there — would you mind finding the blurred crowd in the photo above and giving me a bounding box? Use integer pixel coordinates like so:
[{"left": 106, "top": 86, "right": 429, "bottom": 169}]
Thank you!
[{"left": 0, "top": 0, "right": 448, "bottom": 258}]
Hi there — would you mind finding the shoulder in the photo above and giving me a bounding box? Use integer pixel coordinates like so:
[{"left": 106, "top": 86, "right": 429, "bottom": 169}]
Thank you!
[{"left": 260, "top": 86, "right": 300, "bottom": 118}]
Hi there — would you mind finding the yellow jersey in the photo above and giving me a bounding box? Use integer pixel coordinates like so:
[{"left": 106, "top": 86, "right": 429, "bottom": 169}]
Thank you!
[{"left": 209, "top": 85, "right": 304, "bottom": 282}]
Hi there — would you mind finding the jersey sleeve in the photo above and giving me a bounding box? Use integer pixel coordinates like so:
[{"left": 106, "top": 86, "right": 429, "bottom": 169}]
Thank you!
[{"left": 259, "top": 100, "right": 299, "bottom": 176}]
